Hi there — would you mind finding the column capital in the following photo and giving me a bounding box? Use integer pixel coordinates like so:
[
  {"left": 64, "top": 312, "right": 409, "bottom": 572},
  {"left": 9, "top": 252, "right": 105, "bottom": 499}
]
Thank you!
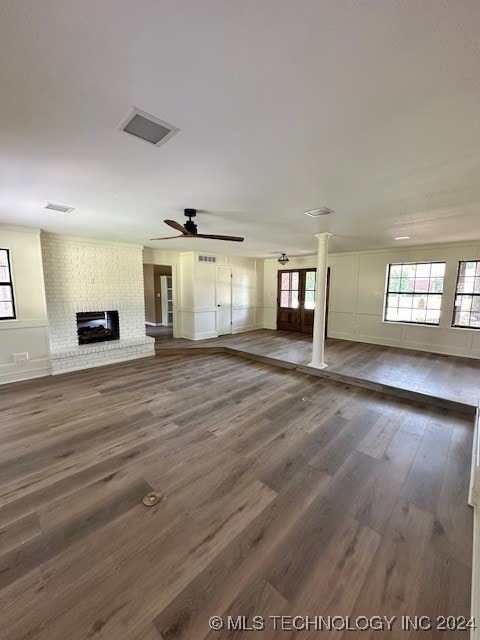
[{"left": 314, "top": 232, "right": 332, "bottom": 244}]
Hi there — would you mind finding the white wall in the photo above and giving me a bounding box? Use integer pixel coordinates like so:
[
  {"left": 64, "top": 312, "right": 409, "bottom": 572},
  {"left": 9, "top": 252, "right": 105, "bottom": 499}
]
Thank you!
[
  {"left": 263, "top": 241, "right": 480, "bottom": 359},
  {"left": 0, "top": 225, "right": 51, "bottom": 383},
  {"left": 230, "top": 255, "right": 264, "bottom": 334},
  {"left": 144, "top": 248, "right": 264, "bottom": 340},
  {"left": 191, "top": 253, "right": 263, "bottom": 340},
  {"left": 42, "top": 234, "right": 154, "bottom": 373}
]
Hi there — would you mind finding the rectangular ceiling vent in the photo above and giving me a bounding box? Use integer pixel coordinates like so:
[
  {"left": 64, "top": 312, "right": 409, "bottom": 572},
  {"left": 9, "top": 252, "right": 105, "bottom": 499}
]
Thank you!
[
  {"left": 44, "top": 202, "right": 75, "bottom": 213},
  {"left": 198, "top": 255, "right": 217, "bottom": 263},
  {"left": 304, "top": 207, "right": 334, "bottom": 218},
  {"left": 117, "top": 107, "right": 179, "bottom": 147}
]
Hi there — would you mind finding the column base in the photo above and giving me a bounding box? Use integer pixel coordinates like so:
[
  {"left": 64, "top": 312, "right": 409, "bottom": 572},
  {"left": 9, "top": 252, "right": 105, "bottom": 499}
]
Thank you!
[{"left": 308, "top": 361, "right": 328, "bottom": 370}]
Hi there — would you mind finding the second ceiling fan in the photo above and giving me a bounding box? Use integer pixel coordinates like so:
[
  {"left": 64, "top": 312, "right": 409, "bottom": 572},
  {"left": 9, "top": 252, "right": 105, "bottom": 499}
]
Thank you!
[{"left": 151, "top": 209, "right": 244, "bottom": 242}]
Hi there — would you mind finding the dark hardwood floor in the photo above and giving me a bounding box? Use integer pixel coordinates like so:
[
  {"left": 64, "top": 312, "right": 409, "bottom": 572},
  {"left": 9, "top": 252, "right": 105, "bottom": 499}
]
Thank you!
[
  {"left": 146, "top": 324, "right": 174, "bottom": 341},
  {"left": 155, "top": 330, "right": 480, "bottom": 408},
  {"left": 0, "top": 353, "right": 474, "bottom": 639}
]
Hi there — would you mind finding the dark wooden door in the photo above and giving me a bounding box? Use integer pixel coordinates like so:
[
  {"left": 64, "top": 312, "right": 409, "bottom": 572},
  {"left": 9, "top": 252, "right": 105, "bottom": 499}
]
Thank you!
[
  {"left": 276, "top": 269, "right": 302, "bottom": 331},
  {"left": 277, "top": 268, "right": 330, "bottom": 336}
]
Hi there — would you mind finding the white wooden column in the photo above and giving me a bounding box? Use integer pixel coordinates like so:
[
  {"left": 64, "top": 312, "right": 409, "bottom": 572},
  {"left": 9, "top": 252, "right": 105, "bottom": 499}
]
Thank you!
[{"left": 309, "top": 232, "right": 332, "bottom": 369}]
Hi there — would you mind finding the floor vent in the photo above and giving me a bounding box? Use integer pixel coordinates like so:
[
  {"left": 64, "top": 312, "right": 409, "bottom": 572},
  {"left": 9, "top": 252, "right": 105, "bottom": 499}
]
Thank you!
[{"left": 198, "top": 255, "right": 217, "bottom": 263}]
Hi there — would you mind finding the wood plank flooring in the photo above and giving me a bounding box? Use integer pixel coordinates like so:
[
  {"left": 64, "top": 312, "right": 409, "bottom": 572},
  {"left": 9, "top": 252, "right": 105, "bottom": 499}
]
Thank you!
[
  {"left": 0, "top": 353, "right": 474, "bottom": 639},
  {"left": 154, "top": 329, "right": 480, "bottom": 408}
]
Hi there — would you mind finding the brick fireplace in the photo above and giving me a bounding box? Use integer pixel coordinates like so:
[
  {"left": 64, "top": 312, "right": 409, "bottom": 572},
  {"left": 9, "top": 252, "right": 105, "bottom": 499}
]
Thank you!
[{"left": 41, "top": 234, "right": 154, "bottom": 373}]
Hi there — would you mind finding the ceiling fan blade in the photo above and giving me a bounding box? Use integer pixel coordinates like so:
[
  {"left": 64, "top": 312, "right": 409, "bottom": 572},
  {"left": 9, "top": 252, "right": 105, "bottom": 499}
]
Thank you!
[
  {"left": 195, "top": 234, "right": 244, "bottom": 242},
  {"left": 150, "top": 235, "right": 185, "bottom": 240},
  {"left": 164, "top": 219, "right": 189, "bottom": 234},
  {"left": 158, "top": 216, "right": 243, "bottom": 241}
]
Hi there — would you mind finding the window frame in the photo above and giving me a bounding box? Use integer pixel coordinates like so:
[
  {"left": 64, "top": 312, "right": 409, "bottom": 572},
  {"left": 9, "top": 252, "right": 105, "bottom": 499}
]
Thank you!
[
  {"left": 451, "top": 260, "right": 480, "bottom": 330},
  {"left": 383, "top": 260, "right": 446, "bottom": 327},
  {"left": 0, "top": 248, "right": 17, "bottom": 321}
]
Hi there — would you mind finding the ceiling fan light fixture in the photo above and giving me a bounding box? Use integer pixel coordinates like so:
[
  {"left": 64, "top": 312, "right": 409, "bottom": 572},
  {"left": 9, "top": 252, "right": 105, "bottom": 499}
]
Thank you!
[
  {"left": 278, "top": 253, "right": 289, "bottom": 265},
  {"left": 151, "top": 209, "right": 244, "bottom": 242}
]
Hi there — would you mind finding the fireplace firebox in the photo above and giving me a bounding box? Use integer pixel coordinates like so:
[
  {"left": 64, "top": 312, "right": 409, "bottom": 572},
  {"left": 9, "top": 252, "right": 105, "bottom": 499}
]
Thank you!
[{"left": 76, "top": 311, "right": 120, "bottom": 345}]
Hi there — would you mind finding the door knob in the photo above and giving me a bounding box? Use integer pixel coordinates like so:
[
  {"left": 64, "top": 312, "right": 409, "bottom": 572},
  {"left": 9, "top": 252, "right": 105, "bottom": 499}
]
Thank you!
[{"left": 217, "top": 304, "right": 222, "bottom": 307}]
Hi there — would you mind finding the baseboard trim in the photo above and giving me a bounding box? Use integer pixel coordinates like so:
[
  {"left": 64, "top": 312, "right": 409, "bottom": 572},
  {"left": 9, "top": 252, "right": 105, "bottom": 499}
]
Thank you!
[
  {"left": 178, "top": 331, "right": 219, "bottom": 341},
  {"left": 194, "top": 331, "right": 219, "bottom": 340},
  {"left": 340, "top": 332, "right": 480, "bottom": 360},
  {"left": 0, "top": 366, "right": 52, "bottom": 385},
  {"left": 232, "top": 324, "right": 263, "bottom": 334},
  {"left": 0, "top": 357, "right": 52, "bottom": 385}
]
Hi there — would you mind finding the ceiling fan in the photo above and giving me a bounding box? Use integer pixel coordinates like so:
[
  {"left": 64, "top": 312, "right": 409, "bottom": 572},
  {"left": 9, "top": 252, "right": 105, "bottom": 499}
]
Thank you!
[{"left": 151, "top": 209, "right": 244, "bottom": 242}]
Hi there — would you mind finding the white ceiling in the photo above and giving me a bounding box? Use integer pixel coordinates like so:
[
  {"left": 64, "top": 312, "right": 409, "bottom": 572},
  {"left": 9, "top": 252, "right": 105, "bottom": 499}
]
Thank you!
[{"left": 1, "top": 0, "right": 480, "bottom": 257}]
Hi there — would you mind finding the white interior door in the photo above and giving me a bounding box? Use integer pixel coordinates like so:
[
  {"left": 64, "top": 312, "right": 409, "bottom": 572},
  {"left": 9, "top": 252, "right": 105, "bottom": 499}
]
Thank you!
[{"left": 216, "top": 266, "right": 232, "bottom": 335}]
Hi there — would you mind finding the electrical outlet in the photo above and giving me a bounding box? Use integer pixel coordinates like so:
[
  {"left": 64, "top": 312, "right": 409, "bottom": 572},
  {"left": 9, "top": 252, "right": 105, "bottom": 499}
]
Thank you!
[{"left": 14, "top": 353, "right": 29, "bottom": 366}]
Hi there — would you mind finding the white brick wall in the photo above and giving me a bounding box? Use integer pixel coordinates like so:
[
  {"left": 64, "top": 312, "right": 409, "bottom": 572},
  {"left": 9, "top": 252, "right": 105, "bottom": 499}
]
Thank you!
[{"left": 41, "top": 234, "right": 154, "bottom": 373}]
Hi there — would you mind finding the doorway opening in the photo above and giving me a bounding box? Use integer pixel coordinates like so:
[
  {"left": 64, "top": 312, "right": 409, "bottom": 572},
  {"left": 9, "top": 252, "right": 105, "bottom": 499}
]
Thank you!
[
  {"left": 143, "top": 264, "right": 174, "bottom": 342},
  {"left": 276, "top": 267, "right": 330, "bottom": 335}
]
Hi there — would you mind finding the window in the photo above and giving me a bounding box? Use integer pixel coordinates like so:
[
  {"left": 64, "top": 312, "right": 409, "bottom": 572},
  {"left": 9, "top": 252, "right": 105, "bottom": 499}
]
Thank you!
[
  {"left": 279, "top": 271, "right": 299, "bottom": 308},
  {"left": 384, "top": 261, "right": 445, "bottom": 325},
  {"left": 452, "top": 260, "right": 480, "bottom": 328},
  {"left": 0, "top": 249, "right": 16, "bottom": 320}
]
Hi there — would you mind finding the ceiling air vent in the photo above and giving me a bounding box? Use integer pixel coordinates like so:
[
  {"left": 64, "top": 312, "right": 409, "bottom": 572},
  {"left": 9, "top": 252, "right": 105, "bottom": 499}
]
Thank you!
[
  {"left": 198, "top": 255, "right": 217, "bottom": 263},
  {"left": 117, "top": 107, "right": 179, "bottom": 147},
  {"left": 304, "top": 207, "right": 334, "bottom": 218},
  {"left": 44, "top": 202, "right": 75, "bottom": 213}
]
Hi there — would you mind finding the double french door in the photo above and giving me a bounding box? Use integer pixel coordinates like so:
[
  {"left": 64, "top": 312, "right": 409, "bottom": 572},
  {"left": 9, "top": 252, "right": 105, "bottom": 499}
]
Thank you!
[{"left": 276, "top": 268, "right": 330, "bottom": 335}]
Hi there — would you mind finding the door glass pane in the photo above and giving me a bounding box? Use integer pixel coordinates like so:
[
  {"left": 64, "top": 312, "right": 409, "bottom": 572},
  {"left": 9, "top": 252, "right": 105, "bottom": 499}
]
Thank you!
[
  {"left": 304, "top": 290, "right": 315, "bottom": 309},
  {"left": 281, "top": 272, "right": 290, "bottom": 290},
  {"left": 305, "top": 271, "right": 316, "bottom": 290},
  {"left": 291, "top": 272, "right": 299, "bottom": 290},
  {"left": 304, "top": 271, "right": 316, "bottom": 309},
  {"left": 280, "top": 291, "right": 289, "bottom": 307}
]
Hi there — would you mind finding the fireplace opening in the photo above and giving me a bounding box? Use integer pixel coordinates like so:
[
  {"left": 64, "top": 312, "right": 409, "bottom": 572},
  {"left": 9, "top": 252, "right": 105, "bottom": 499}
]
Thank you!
[{"left": 76, "top": 311, "right": 120, "bottom": 345}]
